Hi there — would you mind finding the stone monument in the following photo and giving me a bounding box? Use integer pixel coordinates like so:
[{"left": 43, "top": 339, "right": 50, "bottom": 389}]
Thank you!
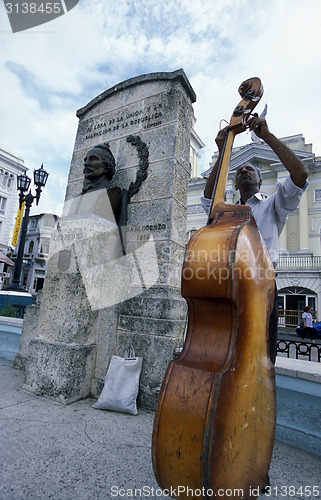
[{"left": 17, "top": 69, "right": 196, "bottom": 409}]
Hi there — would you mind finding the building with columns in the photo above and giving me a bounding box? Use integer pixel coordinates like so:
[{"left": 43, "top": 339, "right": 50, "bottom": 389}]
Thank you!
[{"left": 187, "top": 133, "right": 321, "bottom": 324}]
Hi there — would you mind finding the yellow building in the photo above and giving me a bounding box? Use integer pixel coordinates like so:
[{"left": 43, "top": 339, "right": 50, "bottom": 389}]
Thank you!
[{"left": 187, "top": 133, "right": 321, "bottom": 323}]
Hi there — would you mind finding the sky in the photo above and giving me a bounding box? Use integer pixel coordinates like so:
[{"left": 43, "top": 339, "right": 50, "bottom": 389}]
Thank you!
[{"left": 1, "top": 0, "right": 321, "bottom": 217}]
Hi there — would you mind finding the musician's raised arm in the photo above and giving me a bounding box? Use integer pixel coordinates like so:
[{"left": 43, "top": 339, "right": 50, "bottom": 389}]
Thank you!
[
  {"left": 247, "top": 116, "right": 309, "bottom": 188},
  {"left": 204, "top": 126, "right": 229, "bottom": 199}
]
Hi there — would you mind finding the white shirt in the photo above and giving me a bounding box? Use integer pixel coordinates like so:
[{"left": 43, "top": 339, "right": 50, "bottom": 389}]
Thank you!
[
  {"left": 201, "top": 176, "right": 309, "bottom": 267},
  {"left": 302, "top": 311, "right": 313, "bottom": 328}
]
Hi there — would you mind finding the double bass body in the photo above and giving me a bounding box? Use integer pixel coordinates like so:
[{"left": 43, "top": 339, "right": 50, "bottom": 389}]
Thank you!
[{"left": 152, "top": 203, "right": 276, "bottom": 499}]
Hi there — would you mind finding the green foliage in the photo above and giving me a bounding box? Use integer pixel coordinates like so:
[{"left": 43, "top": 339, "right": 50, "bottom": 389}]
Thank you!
[{"left": 0, "top": 301, "right": 20, "bottom": 318}]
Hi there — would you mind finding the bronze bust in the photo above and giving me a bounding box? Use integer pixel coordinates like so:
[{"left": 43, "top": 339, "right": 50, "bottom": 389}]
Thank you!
[
  {"left": 82, "top": 144, "right": 115, "bottom": 192},
  {"left": 82, "top": 143, "right": 122, "bottom": 224}
]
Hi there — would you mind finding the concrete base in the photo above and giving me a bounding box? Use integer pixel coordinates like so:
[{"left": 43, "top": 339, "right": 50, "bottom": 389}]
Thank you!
[
  {"left": 115, "top": 286, "right": 187, "bottom": 410},
  {"left": 115, "top": 330, "right": 184, "bottom": 410},
  {"left": 0, "top": 317, "right": 23, "bottom": 361},
  {"left": 24, "top": 339, "right": 96, "bottom": 404},
  {"left": 275, "top": 357, "right": 321, "bottom": 456}
]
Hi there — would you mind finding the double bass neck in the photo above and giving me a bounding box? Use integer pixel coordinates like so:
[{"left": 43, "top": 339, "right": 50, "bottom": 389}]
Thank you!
[{"left": 208, "top": 77, "right": 264, "bottom": 222}]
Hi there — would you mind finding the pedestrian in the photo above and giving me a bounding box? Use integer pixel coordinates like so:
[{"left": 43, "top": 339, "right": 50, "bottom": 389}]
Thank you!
[{"left": 302, "top": 305, "right": 317, "bottom": 343}]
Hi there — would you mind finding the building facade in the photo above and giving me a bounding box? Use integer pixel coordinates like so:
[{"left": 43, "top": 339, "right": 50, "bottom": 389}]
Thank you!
[
  {"left": 190, "top": 116, "right": 205, "bottom": 179},
  {"left": 10, "top": 213, "right": 59, "bottom": 295},
  {"left": 187, "top": 133, "right": 321, "bottom": 324},
  {"left": 0, "top": 148, "right": 26, "bottom": 252},
  {"left": 0, "top": 148, "right": 27, "bottom": 288}
]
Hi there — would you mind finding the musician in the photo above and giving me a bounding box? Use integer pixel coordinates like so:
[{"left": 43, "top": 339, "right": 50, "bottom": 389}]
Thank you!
[{"left": 201, "top": 116, "right": 309, "bottom": 364}]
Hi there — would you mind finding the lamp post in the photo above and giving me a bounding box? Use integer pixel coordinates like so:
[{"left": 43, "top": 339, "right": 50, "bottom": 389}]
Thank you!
[{"left": 9, "top": 164, "right": 49, "bottom": 292}]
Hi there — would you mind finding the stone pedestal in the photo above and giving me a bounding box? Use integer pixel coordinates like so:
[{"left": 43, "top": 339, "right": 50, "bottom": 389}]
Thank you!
[
  {"left": 18, "top": 69, "right": 196, "bottom": 408},
  {"left": 24, "top": 339, "right": 96, "bottom": 404}
]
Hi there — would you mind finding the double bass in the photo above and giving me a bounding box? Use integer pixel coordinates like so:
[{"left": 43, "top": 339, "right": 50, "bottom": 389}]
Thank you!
[{"left": 152, "top": 78, "right": 276, "bottom": 499}]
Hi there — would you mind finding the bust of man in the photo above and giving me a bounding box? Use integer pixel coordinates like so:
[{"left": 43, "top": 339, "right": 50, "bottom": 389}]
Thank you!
[
  {"left": 82, "top": 143, "right": 115, "bottom": 193},
  {"left": 81, "top": 143, "right": 122, "bottom": 224}
]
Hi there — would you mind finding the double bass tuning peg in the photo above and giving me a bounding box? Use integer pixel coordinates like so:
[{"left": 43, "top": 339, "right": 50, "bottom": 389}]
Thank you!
[
  {"left": 233, "top": 105, "right": 245, "bottom": 117},
  {"left": 243, "top": 89, "right": 261, "bottom": 101}
]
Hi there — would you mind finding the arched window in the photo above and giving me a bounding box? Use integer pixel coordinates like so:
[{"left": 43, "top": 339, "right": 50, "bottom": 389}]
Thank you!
[
  {"left": 2, "top": 171, "right": 9, "bottom": 188},
  {"left": 28, "top": 241, "right": 34, "bottom": 254},
  {"left": 7, "top": 174, "right": 14, "bottom": 189},
  {"left": 0, "top": 196, "right": 7, "bottom": 215},
  {"left": 40, "top": 240, "right": 49, "bottom": 254}
]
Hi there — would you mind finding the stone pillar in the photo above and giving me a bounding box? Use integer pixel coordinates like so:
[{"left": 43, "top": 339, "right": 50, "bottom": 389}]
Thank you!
[
  {"left": 20, "top": 70, "right": 196, "bottom": 408},
  {"left": 104, "top": 71, "right": 195, "bottom": 409},
  {"left": 277, "top": 177, "right": 288, "bottom": 254},
  {"left": 299, "top": 190, "right": 310, "bottom": 252},
  {"left": 278, "top": 225, "right": 288, "bottom": 253},
  {"left": 225, "top": 186, "right": 234, "bottom": 204}
]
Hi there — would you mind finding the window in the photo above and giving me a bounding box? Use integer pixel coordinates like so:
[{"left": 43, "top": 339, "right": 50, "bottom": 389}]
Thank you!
[
  {"left": 307, "top": 296, "right": 316, "bottom": 312},
  {"left": 42, "top": 214, "right": 56, "bottom": 228},
  {"left": 2, "top": 171, "right": 14, "bottom": 189},
  {"left": 7, "top": 174, "right": 14, "bottom": 189},
  {"left": 0, "top": 196, "right": 7, "bottom": 215},
  {"left": 34, "top": 277, "right": 44, "bottom": 292},
  {"left": 29, "top": 219, "right": 38, "bottom": 230},
  {"left": 278, "top": 295, "right": 285, "bottom": 325},
  {"left": 40, "top": 240, "right": 49, "bottom": 254},
  {"left": 2, "top": 172, "right": 8, "bottom": 187},
  {"left": 314, "top": 189, "right": 321, "bottom": 202},
  {"left": 28, "top": 241, "right": 34, "bottom": 254}
]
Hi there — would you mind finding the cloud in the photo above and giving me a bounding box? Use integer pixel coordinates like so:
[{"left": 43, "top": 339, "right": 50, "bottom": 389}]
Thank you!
[
  {"left": 191, "top": 0, "right": 321, "bottom": 171},
  {"left": 0, "top": 0, "right": 321, "bottom": 221}
]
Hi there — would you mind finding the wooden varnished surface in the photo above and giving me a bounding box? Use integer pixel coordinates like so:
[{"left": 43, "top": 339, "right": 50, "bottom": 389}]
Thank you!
[{"left": 152, "top": 204, "right": 276, "bottom": 499}]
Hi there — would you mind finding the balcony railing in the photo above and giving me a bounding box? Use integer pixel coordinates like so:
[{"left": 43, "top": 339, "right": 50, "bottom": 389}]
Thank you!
[
  {"left": 277, "top": 255, "right": 321, "bottom": 269},
  {"left": 37, "top": 253, "right": 48, "bottom": 259},
  {"left": 278, "top": 309, "right": 317, "bottom": 327}
]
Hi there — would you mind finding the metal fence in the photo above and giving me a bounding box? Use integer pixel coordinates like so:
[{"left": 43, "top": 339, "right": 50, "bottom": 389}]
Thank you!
[{"left": 277, "top": 339, "right": 321, "bottom": 362}]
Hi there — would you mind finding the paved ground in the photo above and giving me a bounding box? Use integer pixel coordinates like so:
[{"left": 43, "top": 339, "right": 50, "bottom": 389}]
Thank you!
[{"left": 0, "top": 357, "right": 320, "bottom": 500}]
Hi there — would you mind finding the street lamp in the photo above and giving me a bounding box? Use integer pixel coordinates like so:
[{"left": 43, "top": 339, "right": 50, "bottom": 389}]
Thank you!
[{"left": 9, "top": 164, "right": 49, "bottom": 292}]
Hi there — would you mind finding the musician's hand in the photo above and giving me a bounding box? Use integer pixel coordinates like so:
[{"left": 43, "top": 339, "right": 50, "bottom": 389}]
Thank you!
[
  {"left": 215, "top": 126, "right": 229, "bottom": 152},
  {"left": 248, "top": 116, "right": 270, "bottom": 141}
]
